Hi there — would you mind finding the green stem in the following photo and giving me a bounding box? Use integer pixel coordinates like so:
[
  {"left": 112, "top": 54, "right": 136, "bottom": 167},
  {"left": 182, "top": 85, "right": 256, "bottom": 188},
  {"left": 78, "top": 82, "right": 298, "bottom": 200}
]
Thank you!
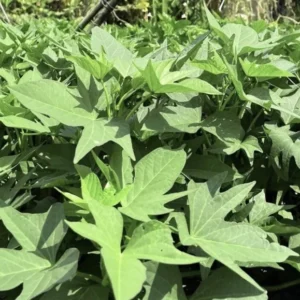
[
  {"left": 15, "top": 129, "right": 22, "bottom": 150},
  {"left": 5, "top": 128, "right": 13, "bottom": 145},
  {"left": 220, "top": 89, "right": 235, "bottom": 111},
  {"left": 116, "top": 94, "right": 128, "bottom": 112},
  {"left": 203, "top": 131, "right": 211, "bottom": 147},
  {"left": 101, "top": 79, "right": 111, "bottom": 117},
  {"left": 152, "top": 0, "right": 157, "bottom": 23},
  {"left": 162, "top": 0, "right": 168, "bottom": 15},
  {"left": 247, "top": 109, "right": 263, "bottom": 133},
  {"left": 125, "top": 94, "right": 152, "bottom": 121},
  {"left": 76, "top": 271, "right": 102, "bottom": 284},
  {"left": 264, "top": 278, "right": 300, "bottom": 292},
  {"left": 238, "top": 102, "right": 248, "bottom": 119}
]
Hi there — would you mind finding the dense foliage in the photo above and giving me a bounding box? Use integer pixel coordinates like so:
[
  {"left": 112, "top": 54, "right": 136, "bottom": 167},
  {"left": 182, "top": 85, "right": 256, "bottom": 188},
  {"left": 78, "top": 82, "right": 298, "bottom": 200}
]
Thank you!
[{"left": 2, "top": 5, "right": 300, "bottom": 299}]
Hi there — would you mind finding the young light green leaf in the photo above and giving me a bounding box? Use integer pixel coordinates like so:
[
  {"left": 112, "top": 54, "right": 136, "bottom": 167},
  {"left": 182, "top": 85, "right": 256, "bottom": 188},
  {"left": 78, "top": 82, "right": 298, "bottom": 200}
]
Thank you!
[
  {"left": 110, "top": 146, "right": 133, "bottom": 189},
  {"left": 76, "top": 165, "right": 103, "bottom": 201},
  {"left": 92, "top": 150, "right": 119, "bottom": 189},
  {"left": 75, "top": 64, "right": 107, "bottom": 112}
]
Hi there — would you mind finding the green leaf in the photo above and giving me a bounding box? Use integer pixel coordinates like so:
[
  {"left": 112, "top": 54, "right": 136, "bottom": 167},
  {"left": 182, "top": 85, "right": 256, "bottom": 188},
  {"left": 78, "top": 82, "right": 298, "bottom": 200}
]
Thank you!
[
  {"left": 192, "top": 48, "right": 227, "bottom": 75},
  {"left": 191, "top": 267, "right": 267, "bottom": 300},
  {"left": 91, "top": 28, "right": 136, "bottom": 78},
  {"left": 240, "top": 58, "right": 294, "bottom": 78},
  {"left": 40, "top": 278, "right": 109, "bottom": 300},
  {"left": 184, "top": 154, "right": 240, "bottom": 181},
  {"left": 267, "top": 124, "right": 300, "bottom": 180},
  {"left": 224, "top": 60, "right": 272, "bottom": 108},
  {"left": 0, "top": 203, "right": 67, "bottom": 263},
  {"left": 201, "top": 110, "right": 261, "bottom": 157},
  {"left": 140, "top": 60, "right": 221, "bottom": 95},
  {"left": 203, "top": 3, "right": 229, "bottom": 43},
  {"left": 0, "top": 154, "right": 19, "bottom": 176},
  {"left": 143, "top": 262, "right": 187, "bottom": 300},
  {"left": 172, "top": 31, "right": 210, "bottom": 70},
  {"left": 67, "top": 54, "right": 112, "bottom": 80},
  {"left": 67, "top": 200, "right": 123, "bottom": 251},
  {"left": 222, "top": 24, "right": 273, "bottom": 56},
  {"left": 10, "top": 80, "right": 97, "bottom": 127},
  {"left": 240, "top": 135, "right": 263, "bottom": 161},
  {"left": 9, "top": 80, "right": 134, "bottom": 163},
  {"left": 249, "top": 191, "right": 282, "bottom": 225},
  {"left": 76, "top": 165, "right": 102, "bottom": 200},
  {"left": 119, "top": 148, "right": 186, "bottom": 221},
  {"left": 201, "top": 110, "right": 243, "bottom": 145},
  {"left": 101, "top": 247, "right": 146, "bottom": 300},
  {"left": 176, "top": 175, "right": 297, "bottom": 289},
  {"left": 75, "top": 118, "right": 135, "bottom": 163},
  {"left": 17, "top": 248, "right": 79, "bottom": 300},
  {"left": 278, "top": 88, "right": 300, "bottom": 124},
  {"left": 124, "top": 221, "right": 202, "bottom": 265},
  {"left": 0, "top": 250, "right": 50, "bottom": 291},
  {"left": 110, "top": 146, "right": 133, "bottom": 189},
  {"left": 0, "top": 203, "right": 78, "bottom": 299},
  {"left": 0, "top": 68, "right": 16, "bottom": 85},
  {"left": 143, "top": 102, "right": 202, "bottom": 134},
  {"left": 75, "top": 64, "right": 107, "bottom": 112},
  {"left": 0, "top": 115, "right": 50, "bottom": 133}
]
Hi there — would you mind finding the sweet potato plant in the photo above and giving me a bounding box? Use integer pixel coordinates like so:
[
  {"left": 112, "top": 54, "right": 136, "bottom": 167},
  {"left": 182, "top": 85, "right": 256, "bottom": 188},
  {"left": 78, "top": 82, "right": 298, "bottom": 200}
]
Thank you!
[{"left": 1, "top": 6, "right": 300, "bottom": 300}]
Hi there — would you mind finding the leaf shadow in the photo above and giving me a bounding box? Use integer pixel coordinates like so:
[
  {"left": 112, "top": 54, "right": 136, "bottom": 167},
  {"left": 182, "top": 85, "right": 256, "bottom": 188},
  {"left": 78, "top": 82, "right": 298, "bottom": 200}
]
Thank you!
[
  {"left": 105, "top": 118, "right": 130, "bottom": 139},
  {"left": 72, "top": 74, "right": 104, "bottom": 114},
  {"left": 144, "top": 107, "right": 199, "bottom": 133},
  {"left": 37, "top": 203, "right": 67, "bottom": 262}
]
